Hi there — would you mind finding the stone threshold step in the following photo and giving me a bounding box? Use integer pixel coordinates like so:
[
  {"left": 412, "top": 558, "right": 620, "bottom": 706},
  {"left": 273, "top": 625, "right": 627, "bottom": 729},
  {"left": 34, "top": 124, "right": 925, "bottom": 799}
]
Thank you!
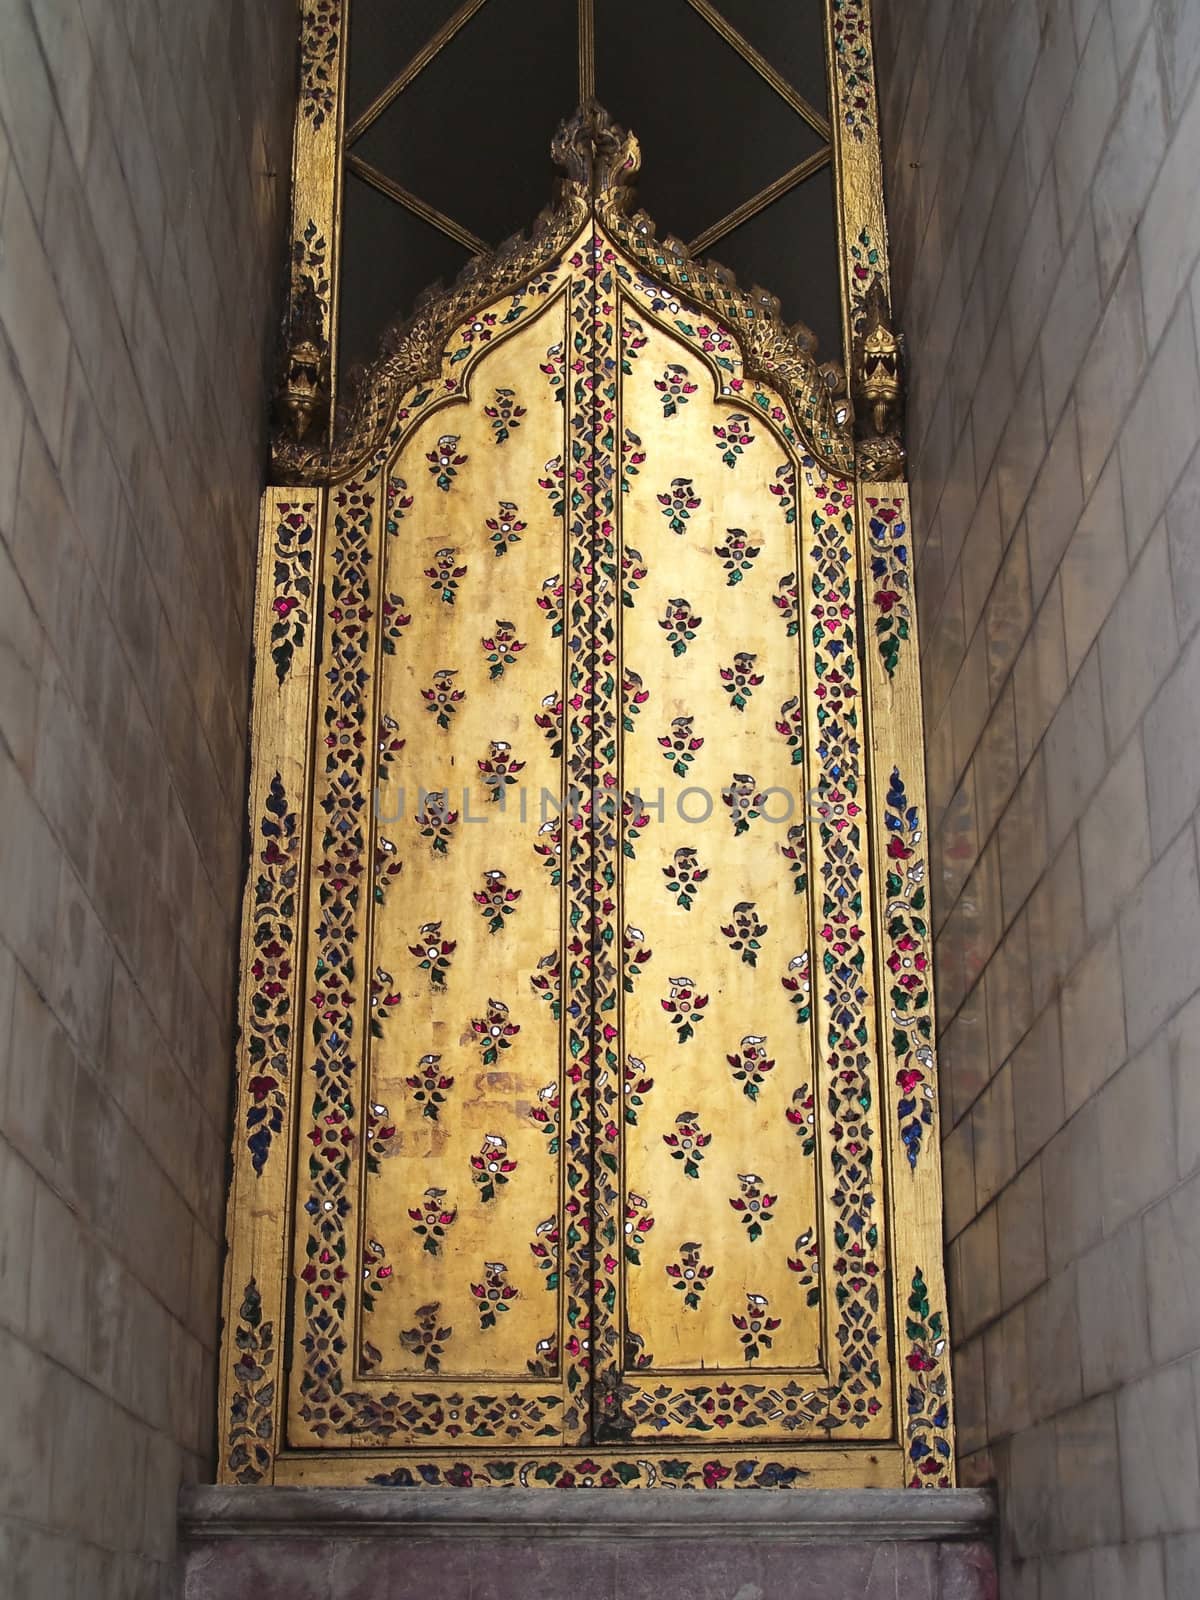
[
  {"left": 181, "top": 1484, "right": 994, "bottom": 1540},
  {"left": 178, "top": 1486, "right": 997, "bottom": 1599}
]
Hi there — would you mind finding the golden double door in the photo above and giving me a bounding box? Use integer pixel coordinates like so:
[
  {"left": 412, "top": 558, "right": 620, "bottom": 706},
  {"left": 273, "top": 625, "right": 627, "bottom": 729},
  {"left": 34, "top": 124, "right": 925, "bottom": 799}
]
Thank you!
[{"left": 219, "top": 115, "right": 954, "bottom": 1492}]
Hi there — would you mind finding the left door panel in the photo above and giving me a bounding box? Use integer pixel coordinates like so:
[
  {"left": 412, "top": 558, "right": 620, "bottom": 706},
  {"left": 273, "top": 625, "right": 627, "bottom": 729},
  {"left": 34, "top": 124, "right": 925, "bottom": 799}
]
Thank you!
[{"left": 289, "top": 288, "right": 588, "bottom": 1449}]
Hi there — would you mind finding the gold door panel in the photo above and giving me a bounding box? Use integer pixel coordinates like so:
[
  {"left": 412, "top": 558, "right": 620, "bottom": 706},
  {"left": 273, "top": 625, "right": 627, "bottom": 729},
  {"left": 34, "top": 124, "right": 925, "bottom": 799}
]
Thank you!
[
  {"left": 365, "top": 300, "right": 571, "bottom": 1389},
  {"left": 616, "top": 310, "right": 823, "bottom": 1386},
  {"left": 279, "top": 236, "right": 892, "bottom": 1460},
  {"left": 289, "top": 280, "right": 597, "bottom": 1449},
  {"left": 220, "top": 95, "right": 956, "bottom": 1492}
]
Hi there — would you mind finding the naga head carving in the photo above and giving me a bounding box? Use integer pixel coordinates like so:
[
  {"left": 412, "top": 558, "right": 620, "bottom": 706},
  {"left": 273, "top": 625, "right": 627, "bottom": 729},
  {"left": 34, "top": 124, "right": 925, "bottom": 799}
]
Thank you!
[
  {"left": 853, "top": 277, "right": 902, "bottom": 439},
  {"left": 277, "top": 279, "right": 329, "bottom": 442}
]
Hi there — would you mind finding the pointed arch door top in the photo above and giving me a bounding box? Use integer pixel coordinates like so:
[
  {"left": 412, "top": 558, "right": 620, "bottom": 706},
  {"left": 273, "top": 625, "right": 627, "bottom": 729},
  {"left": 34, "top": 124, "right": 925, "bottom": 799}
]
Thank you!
[{"left": 272, "top": 103, "right": 902, "bottom": 489}]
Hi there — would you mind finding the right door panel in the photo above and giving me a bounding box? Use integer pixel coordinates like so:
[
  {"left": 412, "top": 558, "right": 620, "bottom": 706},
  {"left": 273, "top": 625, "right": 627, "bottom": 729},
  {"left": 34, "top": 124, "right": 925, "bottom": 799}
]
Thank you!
[{"left": 612, "top": 295, "right": 833, "bottom": 1437}]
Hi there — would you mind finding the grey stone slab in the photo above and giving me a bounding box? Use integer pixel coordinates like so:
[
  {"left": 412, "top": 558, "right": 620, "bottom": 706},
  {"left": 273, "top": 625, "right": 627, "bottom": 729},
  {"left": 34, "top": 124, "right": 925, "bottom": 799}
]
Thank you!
[
  {"left": 616, "top": 1539, "right": 761, "bottom": 1600},
  {"left": 760, "top": 1541, "right": 877, "bottom": 1598},
  {"left": 177, "top": 1485, "right": 996, "bottom": 1544},
  {"left": 177, "top": 1522, "right": 998, "bottom": 1600},
  {"left": 182, "top": 1539, "right": 335, "bottom": 1600},
  {"left": 939, "top": 1542, "right": 998, "bottom": 1600},
  {"left": 330, "top": 1538, "right": 479, "bottom": 1600}
]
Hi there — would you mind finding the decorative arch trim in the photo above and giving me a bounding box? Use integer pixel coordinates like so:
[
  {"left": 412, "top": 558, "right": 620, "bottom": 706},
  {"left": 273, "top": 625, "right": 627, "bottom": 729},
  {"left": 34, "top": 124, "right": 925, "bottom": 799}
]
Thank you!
[{"left": 272, "top": 105, "right": 881, "bottom": 486}]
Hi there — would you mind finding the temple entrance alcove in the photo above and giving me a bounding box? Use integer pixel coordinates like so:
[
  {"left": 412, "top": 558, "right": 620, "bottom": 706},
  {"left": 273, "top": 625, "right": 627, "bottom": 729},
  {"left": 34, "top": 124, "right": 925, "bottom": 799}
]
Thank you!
[{"left": 216, "top": 100, "right": 954, "bottom": 1497}]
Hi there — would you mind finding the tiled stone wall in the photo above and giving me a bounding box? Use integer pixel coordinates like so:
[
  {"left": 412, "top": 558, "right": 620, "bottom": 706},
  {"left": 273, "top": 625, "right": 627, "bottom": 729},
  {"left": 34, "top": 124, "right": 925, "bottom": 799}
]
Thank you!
[
  {"left": 0, "top": 0, "right": 294, "bottom": 1592},
  {"left": 876, "top": 0, "right": 1200, "bottom": 1593}
]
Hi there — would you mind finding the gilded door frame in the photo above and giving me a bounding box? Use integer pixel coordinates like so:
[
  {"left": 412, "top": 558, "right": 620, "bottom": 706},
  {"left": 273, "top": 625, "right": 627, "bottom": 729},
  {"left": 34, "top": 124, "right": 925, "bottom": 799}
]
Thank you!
[{"left": 218, "top": 3, "right": 953, "bottom": 1491}]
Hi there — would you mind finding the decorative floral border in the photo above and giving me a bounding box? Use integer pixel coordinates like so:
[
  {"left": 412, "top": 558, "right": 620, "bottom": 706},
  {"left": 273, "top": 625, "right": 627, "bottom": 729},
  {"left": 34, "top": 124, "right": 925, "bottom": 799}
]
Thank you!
[
  {"left": 268, "top": 501, "right": 316, "bottom": 684},
  {"left": 296, "top": 481, "right": 373, "bottom": 1435},
  {"left": 803, "top": 460, "right": 888, "bottom": 1435},
  {"left": 300, "top": 0, "right": 339, "bottom": 130},
  {"left": 882, "top": 768, "right": 935, "bottom": 1171},
  {"left": 226, "top": 1279, "right": 276, "bottom": 1484},
  {"left": 904, "top": 1268, "right": 952, "bottom": 1485},
  {"left": 865, "top": 495, "right": 911, "bottom": 679},
  {"left": 366, "top": 1454, "right": 813, "bottom": 1490},
  {"left": 243, "top": 774, "right": 299, "bottom": 1176},
  {"left": 831, "top": 0, "right": 877, "bottom": 142}
]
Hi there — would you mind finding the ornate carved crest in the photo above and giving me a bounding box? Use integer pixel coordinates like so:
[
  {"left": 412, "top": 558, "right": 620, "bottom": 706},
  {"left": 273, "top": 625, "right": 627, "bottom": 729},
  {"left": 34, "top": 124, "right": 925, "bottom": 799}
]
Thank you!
[{"left": 270, "top": 103, "right": 888, "bottom": 484}]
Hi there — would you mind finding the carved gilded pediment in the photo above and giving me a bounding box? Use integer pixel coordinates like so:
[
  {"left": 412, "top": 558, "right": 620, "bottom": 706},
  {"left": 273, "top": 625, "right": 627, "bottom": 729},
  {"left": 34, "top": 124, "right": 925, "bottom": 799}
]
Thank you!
[{"left": 272, "top": 104, "right": 902, "bottom": 487}]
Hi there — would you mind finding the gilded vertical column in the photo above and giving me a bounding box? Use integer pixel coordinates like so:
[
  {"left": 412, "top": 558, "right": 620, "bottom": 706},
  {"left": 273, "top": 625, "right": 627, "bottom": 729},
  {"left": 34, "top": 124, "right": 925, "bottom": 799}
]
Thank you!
[
  {"left": 826, "top": 0, "right": 890, "bottom": 395},
  {"left": 217, "top": 490, "right": 323, "bottom": 1484},
  {"left": 798, "top": 460, "right": 893, "bottom": 1443},
  {"left": 217, "top": 0, "right": 347, "bottom": 1483},
  {"left": 828, "top": 0, "right": 957, "bottom": 1485},
  {"left": 860, "top": 477, "right": 956, "bottom": 1486},
  {"left": 277, "top": 0, "right": 349, "bottom": 449},
  {"left": 580, "top": 237, "right": 626, "bottom": 1443}
]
